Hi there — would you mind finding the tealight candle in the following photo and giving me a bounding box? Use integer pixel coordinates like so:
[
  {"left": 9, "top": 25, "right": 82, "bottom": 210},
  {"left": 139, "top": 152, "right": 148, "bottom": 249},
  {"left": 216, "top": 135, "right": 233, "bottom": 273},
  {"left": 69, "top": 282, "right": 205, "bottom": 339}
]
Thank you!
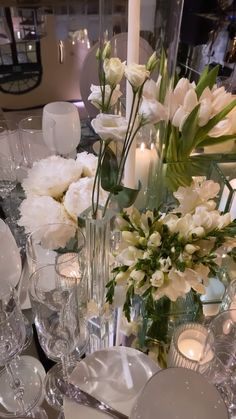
[
  {"left": 56, "top": 252, "right": 81, "bottom": 280},
  {"left": 167, "top": 323, "right": 214, "bottom": 371}
]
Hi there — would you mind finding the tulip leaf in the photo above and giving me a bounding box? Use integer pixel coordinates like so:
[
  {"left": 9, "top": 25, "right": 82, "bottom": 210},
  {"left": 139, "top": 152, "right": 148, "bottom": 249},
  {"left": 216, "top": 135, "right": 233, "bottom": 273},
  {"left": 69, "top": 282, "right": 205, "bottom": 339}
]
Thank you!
[
  {"left": 178, "top": 104, "right": 200, "bottom": 158},
  {"left": 195, "top": 65, "right": 219, "bottom": 99},
  {"left": 195, "top": 98, "right": 236, "bottom": 147},
  {"left": 101, "top": 146, "right": 119, "bottom": 192},
  {"left": 199, "top": 134, "right": 236, "bottom": 147},
  {"left": 116, "top": 182, "right": 141, "bottom": 209}
]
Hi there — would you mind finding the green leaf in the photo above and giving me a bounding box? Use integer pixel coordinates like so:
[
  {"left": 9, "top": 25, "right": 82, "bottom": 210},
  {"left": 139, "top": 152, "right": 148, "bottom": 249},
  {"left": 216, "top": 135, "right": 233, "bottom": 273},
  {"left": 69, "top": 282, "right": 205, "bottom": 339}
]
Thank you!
[
  {"left": 195, "top": 65, "right": 220, "bottom": 99},
  {"left": 198, "top": 134, "right": 236, "bottom": 147},
  {"left": 195, "top": 98, "right": 236, "bottom": 146},
  {"left": 178, "top": 104, "right": 200, "bottom": 157},
  {"left": 116, "top": 181, "right": 141, "bottom": 209},
  {"left": 100, "top": 146, "right": 119, "bottom": 192}
]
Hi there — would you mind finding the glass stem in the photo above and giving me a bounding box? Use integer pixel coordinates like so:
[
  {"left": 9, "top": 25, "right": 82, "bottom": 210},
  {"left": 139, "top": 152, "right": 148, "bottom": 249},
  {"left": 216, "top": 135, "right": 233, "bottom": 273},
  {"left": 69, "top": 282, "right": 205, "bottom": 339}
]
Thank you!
[
  {"left": 61, "top": 354, "right": 70, "bottom": 384},
  {"left": 5, "top": 359, "right": 26, "bottom": 415}
]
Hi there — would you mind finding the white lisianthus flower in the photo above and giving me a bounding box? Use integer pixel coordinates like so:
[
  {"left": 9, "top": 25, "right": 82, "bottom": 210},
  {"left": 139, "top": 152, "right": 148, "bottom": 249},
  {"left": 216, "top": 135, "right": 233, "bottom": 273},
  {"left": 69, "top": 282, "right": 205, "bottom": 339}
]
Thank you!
[
  {"left": 139, "top": 97, "right": 167, "bottom": 125},
  {"left": 150, "top": 270, "right": 164, "bottom": 287},
  {"left": 88, "top": 84, "right": 122, "bottom": 110},
  {"left": 125, "top": 64, "right": 150, "bottom": 89},
  {"left": 76, "top": 152, "right": 98, "bottom": 177},
  {"left": 22, "top": 156, "right": 82, "bottom": 199},
  {"left": 103, "top": 57, "right": 125, "bottom": 86},
  {"left": 147, "top": 232, "right": 162, "bottom": 248},
  {"left": 91, "top": 113, "right": 128, "bottom": 142},
  {"left": 18, "top": 195, "right": 72, "bottom": 234},
  {"left": 64, "top": 177, "right": 108, "bottom": 220}
]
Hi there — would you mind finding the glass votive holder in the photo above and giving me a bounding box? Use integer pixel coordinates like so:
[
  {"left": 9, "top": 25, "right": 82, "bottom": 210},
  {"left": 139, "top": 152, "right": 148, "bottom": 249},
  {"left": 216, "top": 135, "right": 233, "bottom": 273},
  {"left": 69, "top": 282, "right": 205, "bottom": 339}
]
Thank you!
[{"left": 167, "top": 322, "right": 214, "bottom": 371}]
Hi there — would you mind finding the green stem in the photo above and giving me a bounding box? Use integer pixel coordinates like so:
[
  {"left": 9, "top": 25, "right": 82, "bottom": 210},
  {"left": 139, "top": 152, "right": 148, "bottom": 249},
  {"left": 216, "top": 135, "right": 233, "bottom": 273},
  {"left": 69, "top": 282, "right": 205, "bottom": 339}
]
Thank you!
[{"left": 91, "top": 140, "right": 106, "bottom": 218}]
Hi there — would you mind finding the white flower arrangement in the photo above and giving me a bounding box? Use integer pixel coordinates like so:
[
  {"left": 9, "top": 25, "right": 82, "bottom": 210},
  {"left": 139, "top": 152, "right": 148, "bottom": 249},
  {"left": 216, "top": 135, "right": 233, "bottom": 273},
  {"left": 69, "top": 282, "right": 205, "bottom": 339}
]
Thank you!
[
  {"left": 106, "top": 179, "right": 236, "bottom": 321},
  {"left": 18, "top": 152, "right": 108, "bottom": 242}
]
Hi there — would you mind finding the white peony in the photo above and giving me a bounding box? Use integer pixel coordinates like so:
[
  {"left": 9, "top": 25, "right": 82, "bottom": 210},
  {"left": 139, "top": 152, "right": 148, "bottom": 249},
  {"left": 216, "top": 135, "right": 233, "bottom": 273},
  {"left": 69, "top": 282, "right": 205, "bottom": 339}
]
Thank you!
[
  {"left": 18, "top": 195, "right": 72, "bottom": 234},
  {"left": 76, "top": 152, "right": 98, "bottom": 177},
  {"left": 91, "top": 113, "right": 128, "bottom": 142},
  {"left": 64, "top": 177, "right": 108, "bottom": 220},
  {"left": 88, "top": 84, "right": 122, "bottom": 110},
  {"left": 22, "top": 155, "right": 82, "bottom": 199}
]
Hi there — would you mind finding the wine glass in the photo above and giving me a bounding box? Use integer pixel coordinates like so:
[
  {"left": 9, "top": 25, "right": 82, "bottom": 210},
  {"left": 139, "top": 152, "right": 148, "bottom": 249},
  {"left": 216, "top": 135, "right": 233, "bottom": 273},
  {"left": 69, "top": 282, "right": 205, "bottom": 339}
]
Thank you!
[
  {"left": 18, "top": 116, "right": 55, "bottom": 167},
  {"left": 0, "top": 281, "right": 43, "bottom": 417},
  {"left": 42, "top": 102, "right": 81, "bottom": 157},
  {"left": 200, "top": 309, "right": 236, "bottom": 415},
  {"left": 29, "top": 262, "right": 87, "bottom": 411}
]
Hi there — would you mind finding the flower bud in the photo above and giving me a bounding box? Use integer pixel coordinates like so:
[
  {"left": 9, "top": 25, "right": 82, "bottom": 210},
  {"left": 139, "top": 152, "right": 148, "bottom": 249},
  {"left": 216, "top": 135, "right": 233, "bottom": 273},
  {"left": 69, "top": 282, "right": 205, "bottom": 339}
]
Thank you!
[
  {"left": 146, "top": 52, "right": 158, "bottom": 72},
  {"left": 102, "top": 41, "right": 111, "bottom": 60}
]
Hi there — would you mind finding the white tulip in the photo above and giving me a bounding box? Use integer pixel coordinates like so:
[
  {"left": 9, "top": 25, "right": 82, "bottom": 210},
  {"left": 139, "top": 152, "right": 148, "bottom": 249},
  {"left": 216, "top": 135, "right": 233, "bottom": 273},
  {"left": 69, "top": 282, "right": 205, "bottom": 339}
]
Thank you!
[
  {"left": 212, "top": 90, "right": 233, "bottom": 114},
  {"left": 183, "top": 89, "right": 198, "bottom": 113},
  {"left": 198, "top": 98, "right": 212, "bottom": 127},
  {"left": 91, "top": 113, "right": 128, "bottom": 142},
  {"left": 208, "top": 119, "right": 232, "bottom": 137},
  {"left": 103, "top": 57, "right": 125, "bottom": 86},
  {"left": 125, "top": 64, "right": 150, "bottom": 89},
  {"left": 139, "top": 97, "right": 167, "bottom": 125},
  {"left": 199, "top": 87, "right": 212, "bottom": 101},
  {"left": 172, "top": 106, "right": 188, "bottom": 129}
]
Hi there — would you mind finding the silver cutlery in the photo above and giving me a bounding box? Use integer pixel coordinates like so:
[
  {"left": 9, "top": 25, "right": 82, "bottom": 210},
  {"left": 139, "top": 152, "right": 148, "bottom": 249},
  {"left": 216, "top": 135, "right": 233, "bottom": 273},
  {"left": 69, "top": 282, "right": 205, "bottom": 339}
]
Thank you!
[{"left": 57, "top": 378, "right": 129, "bottom": 419}]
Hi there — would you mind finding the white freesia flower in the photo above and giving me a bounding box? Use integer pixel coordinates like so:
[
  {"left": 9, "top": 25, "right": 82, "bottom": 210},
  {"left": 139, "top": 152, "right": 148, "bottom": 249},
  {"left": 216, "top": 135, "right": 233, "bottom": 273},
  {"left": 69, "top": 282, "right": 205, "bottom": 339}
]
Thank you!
[
  {"left": 91, "top": 113, "right": 128, "bottom": 142},
  {"left": 139, "top": 97, "right": 167, "bottom": 125},
  {"left": 117, "top": 246, "right": 144, "bottom": 266},
  {"left": 174, "top": 179, "right": 220, "bottom": 215},
  {"left": 162, "top": 213, "right": 179, "bottom": 233},
  {"left": 22, "top": 156, "right": 82, "bottom": 199},
  {"left": 130, "top": 270, "right": 145, "bottom": 282},
  {"left": 122, "top": 231, "right": 140, "bottom": 246},
  {"left": 147, "top": 232, "right": 161, "bottom": 248},
  {"left": 184, "top": 244, "right": 199, "bottom": 254},
  {"left": 88, "top": 84, "right": 122, "bottom": 110},
  {"left": 150, "top": 270, "right": 164, "bottom": 287},
  {"left": 160, "top": 257, "right": 172, "bottom": 272},
  {"left": 76, "top": 152, "right": 98, "bottom": 177},
  {"left": 103, "top": 57, "right": 125, "bottom": 86},
  {"left": 64, "top": 177, "right": 108, "bottom": 220},
  {"left": 18, "top": 196, "right": 72, "bottom": 234},
  {"left": 125, "top": 64, "right": 150, "bottom": 89}
]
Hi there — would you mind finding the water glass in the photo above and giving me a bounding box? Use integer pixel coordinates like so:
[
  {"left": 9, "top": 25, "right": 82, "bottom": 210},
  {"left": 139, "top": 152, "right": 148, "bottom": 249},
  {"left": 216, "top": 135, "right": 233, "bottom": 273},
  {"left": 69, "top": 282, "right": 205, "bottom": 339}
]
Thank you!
[
  {"left": 0, "top": 119, "right": 23, "bottom": 168},
  {"left": 29, "top": 263, "right": 85, "bottom": 410},
  {"left": 18, "top": 116, "right": 55, "bottom": 167},
  {"left": 0, "top": 152, "right": 17, "bottom": 199},
  {"left": 42, "top": 101, "right": 81, "bottom": 156},
  {"left": 26, "top": 223, "right": 85, "bottom": 275}
]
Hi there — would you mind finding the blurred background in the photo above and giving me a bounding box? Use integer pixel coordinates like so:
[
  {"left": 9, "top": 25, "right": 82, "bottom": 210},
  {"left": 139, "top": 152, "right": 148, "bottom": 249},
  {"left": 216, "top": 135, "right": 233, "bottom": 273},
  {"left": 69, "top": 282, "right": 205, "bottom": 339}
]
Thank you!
[{"left": 0, "top": 0, "right": 236, "bottom": 115}]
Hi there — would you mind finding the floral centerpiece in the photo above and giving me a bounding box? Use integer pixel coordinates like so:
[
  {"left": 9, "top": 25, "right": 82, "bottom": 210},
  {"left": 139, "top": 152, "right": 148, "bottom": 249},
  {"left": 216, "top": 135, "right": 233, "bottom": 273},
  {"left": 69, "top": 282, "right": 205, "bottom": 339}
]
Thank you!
[{"left": 106, "top": 178, "right": 236, "bottom": 365}]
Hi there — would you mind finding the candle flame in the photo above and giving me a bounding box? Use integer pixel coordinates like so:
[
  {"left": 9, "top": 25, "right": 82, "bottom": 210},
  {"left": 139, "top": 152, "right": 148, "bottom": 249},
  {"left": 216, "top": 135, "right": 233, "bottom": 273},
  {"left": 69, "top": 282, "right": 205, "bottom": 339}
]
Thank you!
[{"left": 140, "top": 142, "right": 145, "bottom": 151}]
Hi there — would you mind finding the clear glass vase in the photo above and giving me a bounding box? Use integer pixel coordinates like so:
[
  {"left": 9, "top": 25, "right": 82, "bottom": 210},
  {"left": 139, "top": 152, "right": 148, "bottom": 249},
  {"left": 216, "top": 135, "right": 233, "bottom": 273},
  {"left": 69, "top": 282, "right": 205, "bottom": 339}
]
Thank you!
[
  {"left": 83, "top": 207, "right": 115, "bottom": 352},
  {"left": 134, "top": 291, "right": 203, "bottom": 368}
]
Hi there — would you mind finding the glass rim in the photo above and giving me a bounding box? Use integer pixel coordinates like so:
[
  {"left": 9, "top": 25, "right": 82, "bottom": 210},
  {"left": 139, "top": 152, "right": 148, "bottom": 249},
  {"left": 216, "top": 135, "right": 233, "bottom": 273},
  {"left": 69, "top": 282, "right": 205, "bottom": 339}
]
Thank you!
[
  {"left": 26, "top": 222, "right": 85, "bottom": 265},
  {"left": 18, "top": 115, "right": 56, "bottom": 131}
]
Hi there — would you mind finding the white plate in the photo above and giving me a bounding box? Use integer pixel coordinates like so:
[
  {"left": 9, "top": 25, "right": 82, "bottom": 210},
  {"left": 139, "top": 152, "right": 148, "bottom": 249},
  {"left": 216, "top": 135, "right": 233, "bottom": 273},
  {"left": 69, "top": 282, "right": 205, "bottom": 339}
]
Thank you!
[
  {"left": 64, "top": 346, "right": 160, "bottom": 419},
  {"left": 0, "top": 219, "right": 22, "bottom": 287},
  {"left": 130, "top": 367, "right": 229, "bottom": 419}
]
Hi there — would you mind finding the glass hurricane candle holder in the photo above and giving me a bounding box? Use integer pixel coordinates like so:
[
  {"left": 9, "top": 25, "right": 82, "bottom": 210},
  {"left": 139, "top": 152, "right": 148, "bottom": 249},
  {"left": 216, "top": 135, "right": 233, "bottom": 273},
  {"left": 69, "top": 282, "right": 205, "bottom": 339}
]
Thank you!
[
  {"left": 211, "top": 161, "right": 236, "bottom": 220},
  {"left": 167, "top": 322, "right": 214, "bottom": 371}
]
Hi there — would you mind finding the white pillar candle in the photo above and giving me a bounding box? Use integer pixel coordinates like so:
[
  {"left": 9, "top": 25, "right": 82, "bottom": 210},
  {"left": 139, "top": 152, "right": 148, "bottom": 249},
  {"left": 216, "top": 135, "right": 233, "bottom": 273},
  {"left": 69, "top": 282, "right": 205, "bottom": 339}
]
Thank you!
[
  {"left": 124, "top": 0, "right": 140, "bottom": 189},
  {"left": 219, "top": 178, "right": 236, "bottom": 220}
]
